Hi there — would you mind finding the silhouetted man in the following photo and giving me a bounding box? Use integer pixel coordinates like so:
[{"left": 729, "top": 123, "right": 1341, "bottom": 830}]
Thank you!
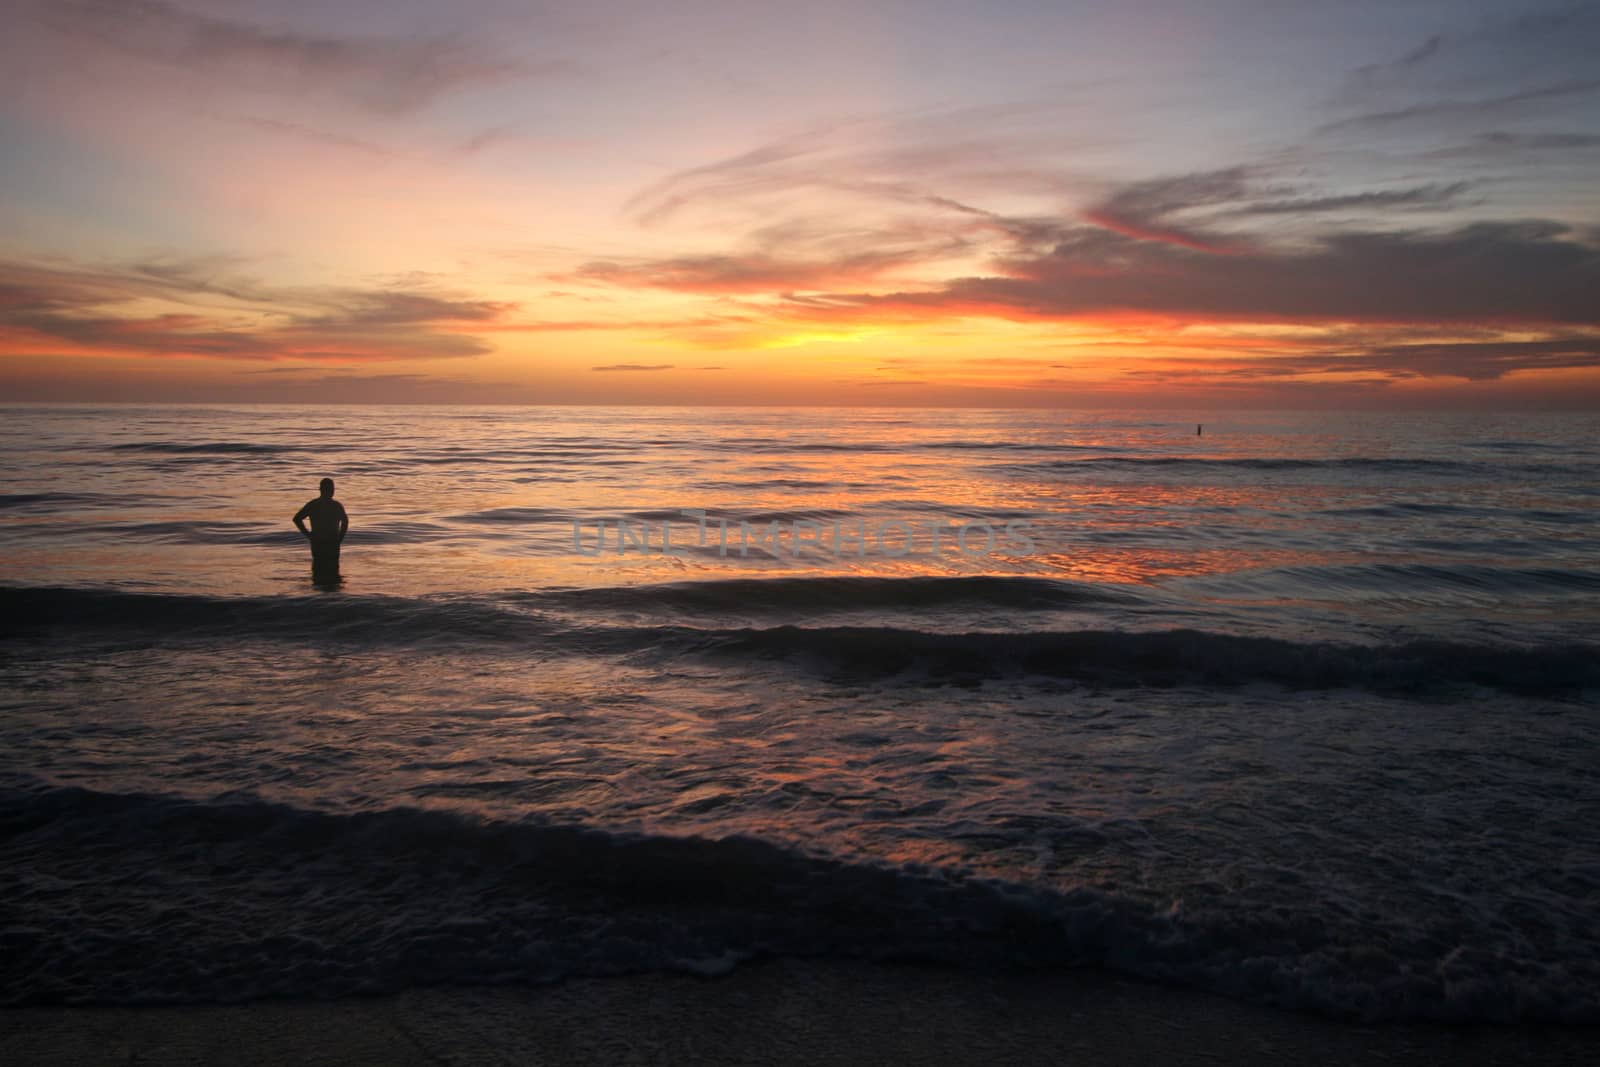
[{"left": 294, "top": 478, "right": 348, "bottom": 582}]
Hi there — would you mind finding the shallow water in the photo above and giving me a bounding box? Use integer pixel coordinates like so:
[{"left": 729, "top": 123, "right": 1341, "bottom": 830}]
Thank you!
[{"left": 2, "top": 405, "right": 1597, "bottom": 1019}]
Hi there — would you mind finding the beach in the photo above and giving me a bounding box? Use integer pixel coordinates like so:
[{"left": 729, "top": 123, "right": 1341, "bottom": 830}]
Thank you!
[{"left": 5, "top": 959, "right": 1598, "bottom": 1066}]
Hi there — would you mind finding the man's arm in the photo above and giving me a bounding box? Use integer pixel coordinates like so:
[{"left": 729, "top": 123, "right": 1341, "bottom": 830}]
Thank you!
[
  {"left": 336, "top": 502, "right": 349, "bottom": 542},
  {"left": 293, "top": 501, "right": 312, "bottom": 538}
]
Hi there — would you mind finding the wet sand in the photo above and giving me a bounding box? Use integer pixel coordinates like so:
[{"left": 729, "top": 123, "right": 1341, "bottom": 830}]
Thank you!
[{"left": 3, "top": 959, "right": 1596, "bottom": 1066}]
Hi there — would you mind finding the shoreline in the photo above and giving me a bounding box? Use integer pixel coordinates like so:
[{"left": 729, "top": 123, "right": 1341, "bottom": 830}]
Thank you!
[{"left": 3, "top": 959, "right": 1595, "bottom": 1066}]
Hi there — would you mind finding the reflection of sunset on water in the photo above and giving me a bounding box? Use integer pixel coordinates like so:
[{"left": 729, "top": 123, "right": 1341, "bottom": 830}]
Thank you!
[{"left": 6, "top": 405, "right": 1595, "bottom": 639}]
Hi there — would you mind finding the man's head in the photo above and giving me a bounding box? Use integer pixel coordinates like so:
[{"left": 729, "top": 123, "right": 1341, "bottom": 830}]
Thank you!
[{"left": 320, "top": 478, "right": 335, "bottom": 497}]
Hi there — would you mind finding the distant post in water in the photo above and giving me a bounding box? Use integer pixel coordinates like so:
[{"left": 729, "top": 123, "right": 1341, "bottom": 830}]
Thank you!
[{"left": 1197, "top": 423, "right": 1203, "bottom": 436}]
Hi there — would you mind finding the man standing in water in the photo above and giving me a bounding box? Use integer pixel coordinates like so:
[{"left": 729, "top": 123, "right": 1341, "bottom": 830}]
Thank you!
[{"left": 294, "top": 478, "right": 348, "bottom": 582}]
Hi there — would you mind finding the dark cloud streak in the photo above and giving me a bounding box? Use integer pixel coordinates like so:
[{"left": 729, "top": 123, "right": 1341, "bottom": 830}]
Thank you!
[
  {"left": 1235, "top": 181, "right": 1473, "bottom": 215},
  {"left": 1132, "top": 338, "right": 1600, "bottom": 385},
  {"left": 1319, "top": 78, "right": 1600, "bottom": 134},
  {"left": 820, "top": 220, "right": 1600, "bottom": 328}
]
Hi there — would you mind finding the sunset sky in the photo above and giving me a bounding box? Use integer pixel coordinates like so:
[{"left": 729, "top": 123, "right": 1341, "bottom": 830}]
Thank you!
[{"left": 2, "top": 0, "right": 1597, "bottom": 408}]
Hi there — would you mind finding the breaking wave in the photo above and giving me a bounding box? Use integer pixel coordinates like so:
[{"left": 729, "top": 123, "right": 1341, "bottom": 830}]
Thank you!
[{"left": 3, "top": 782, "right": 1595, "bottom": 1021}]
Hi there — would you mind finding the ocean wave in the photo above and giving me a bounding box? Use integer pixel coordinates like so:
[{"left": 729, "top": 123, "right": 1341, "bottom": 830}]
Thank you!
[
  {"left": 107, "top": 442, "right": 302, "bottom": 455},
  {"left": 684, "top": 624, "right": 1598, "bottom": 693},
  {"left": 1466, "top": 440, "right": 1580, "bottom": 453},
  {"left": 916, "top": 441, "right": 1125, "bottom": 453},
  {"left": 709, "top": 478, "right": 895, "bottom": 491},
  {"left": 1003, "top": 456, "right": 1591, "bottom": 477},
  {"left": 2, "top": 782, "right": 1594, "bottom": 1020},
  {"left": 449, "top": 506, "right": 575, "bottom": 524},
  {"left": 1179, "top": 562, "right": 1600, "bottom": 599},
  {"left": 520, "top": 575, "right": 1138, "bottom": 614},
  {"left": 4, "top": 520, "right": 462, "bottom": 548},
  {"left": 0, "top": 492, "right": 128, "bottom": 512},
  {"left": 0, "top": 586, "right": 540, "bottom": 645},
  {"left": 0, "top": 578, "right": 1127, "bottom": 646},
  {"left": 1318, "top": 503, "right": 1596, "bottom": 524},
  {"left": 703, "top": 440, "right": 893, "bottom": 453},
  {"left": 452, "top": 507, "right": 863, "bottom": 527},
  {"left": 3, "top": 585, "right": 1593, "bottom": 695}
]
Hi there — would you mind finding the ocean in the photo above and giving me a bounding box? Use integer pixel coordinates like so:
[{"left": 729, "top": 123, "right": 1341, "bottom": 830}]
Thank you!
[{"left": 2, "top": 404, "right": 1597, "bottom": 1021}]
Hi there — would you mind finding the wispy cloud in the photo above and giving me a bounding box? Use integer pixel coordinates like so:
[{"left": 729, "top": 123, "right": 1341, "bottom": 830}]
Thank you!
[
  {"left": 593, "top": 139, "right": 1596, "bottom": 333},
  {"left": 1345, "top": 5, "right": 1600, "bottom": 97},
  {"left": 1328, "top": 4, "right": 1600, "bottom": 141},
  {"left": 618, "top": 103, "right": 1105, "bottom": 236},
  {"left": 1234, "top": 181, "right": 1474, "bottom": 215},
  {"left": 1075, "top": 170, "right": 1474, "bottom": 251},
  {"left": 35, "top": 0, "right": 559, "bottom": 113},
  {"left": 205, "top": 113, "right": 392, "bottom": 156},
  {"left": 1081, "top": 168, "right": 1257, "bottom": 253},
  {"left": 1319, "top": 78, "right": 1600, "bottom": 135},
  {"left": 1424, "top": 130, "right": 1600, "bottom": 161},
  {"left": 0, "top": 257, "right": 513, "bottom": 362},
  {"left": 574, "top": 248, "right": 946, "bottom": 295},
  {"left": 590, "top": 363, "right": 674, "bottom": 372},
  {"left": 596, "top": 126, "right": 1512, "bottom": 309}
]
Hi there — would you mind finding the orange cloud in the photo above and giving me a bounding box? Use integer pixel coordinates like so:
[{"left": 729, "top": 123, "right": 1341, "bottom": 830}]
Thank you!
[{"left": 0, "top": 258, "right": 512, "bottom": 363}]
